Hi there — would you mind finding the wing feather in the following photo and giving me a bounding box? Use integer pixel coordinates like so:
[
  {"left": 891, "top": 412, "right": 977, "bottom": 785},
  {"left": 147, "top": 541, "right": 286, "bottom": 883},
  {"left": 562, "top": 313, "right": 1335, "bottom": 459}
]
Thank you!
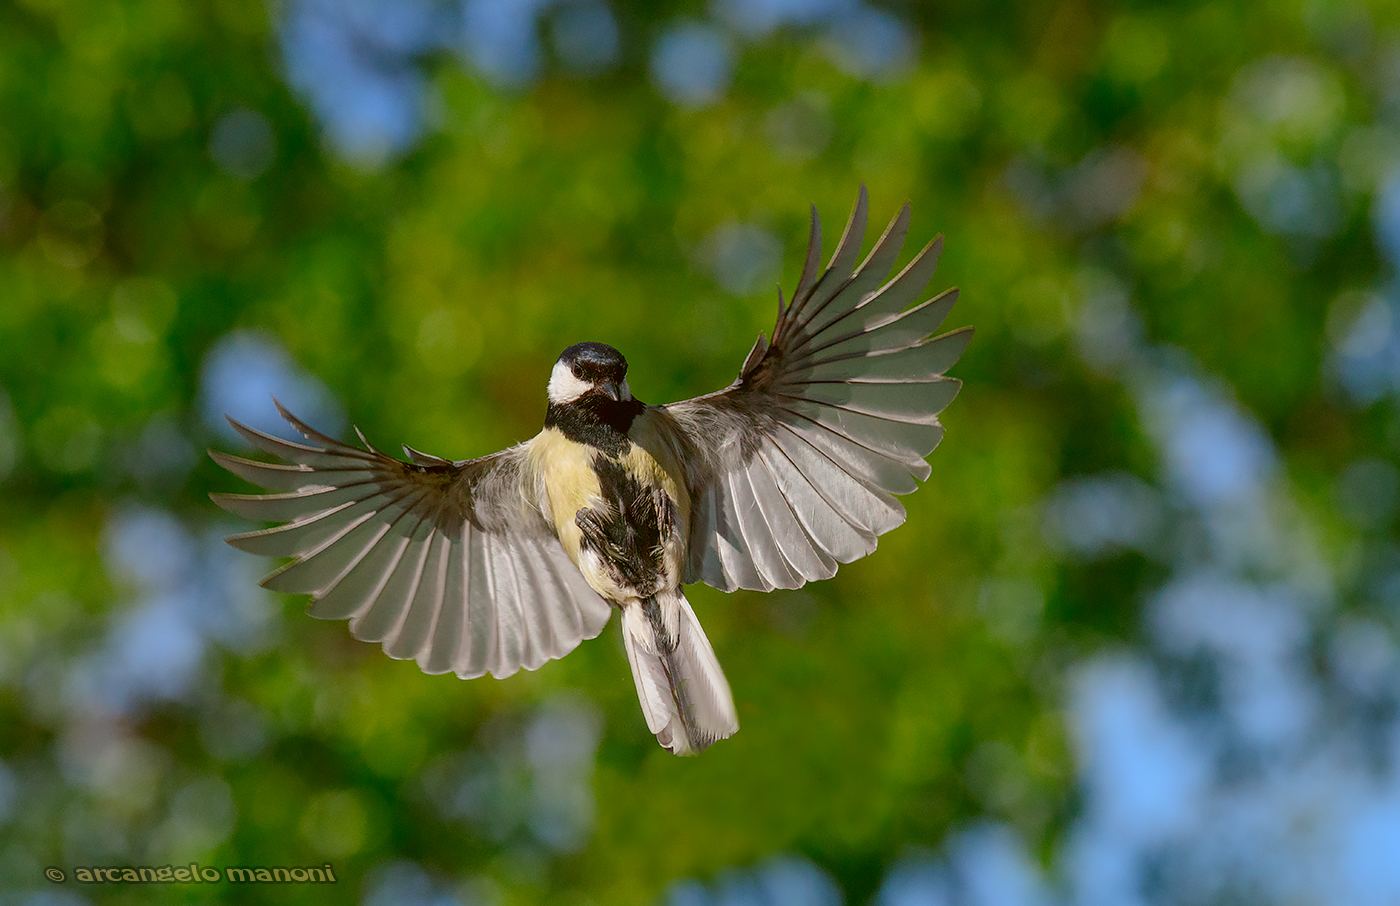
[
  {"left": 489, "top": 537, "right": 525, "bottom": 677},
  {"left": 532, "top": 543, "right": 575, "bottom": 653},
  {"left": 209, "top": 483, "right": 377, "bottom": 523},
  {"left": 771, "top": 422, "right": 904, "bottom": 532},
  {"left": 226, "top": 485, "right": 424, "bottom": 557},
  {"left": 779, "top": 400, "right": 942, "bottom": 477},
  {"left": 462, "top": 527, "right": 496, "bottom": 675},
  {"left": 759, "top": 440, "right": 872, "bottom": 563},
  {"left": 349, "top": 515, "right": 433, "bottom": 643},
  {"left": 211, "top": 405, "right": 611, "bottom": 679},
  {"left": 424, "top": 525, "right": 467, "bottom": 675},
  {"left": 744, "top": 452, "right": 835, "bottom": 583},
  {"left": 686, "top": 483, "right": 729, "bottom": 591},
  {"left": 779, "top": 408, "right": 926, "bottom": 491},
  {"left": 715, "top": 476, "right": 770, "bottom": 592},
  {"left": 795, "top": 327, "right": 973, "bottom": 383},
  {"left": 209, "top": 450, "right": 373, "bottom": 493},
  {"left": 783, "top": 378, "right": 960, "bottom": 425},
  {"left": 790, "top": 205, "right": 824, "bottom": 308},
  {"left": 782, "top": 186, "right": 868, "bottom": 335},
  {"left": 515, "top": 541, "right": 558, "bottom": 671},
  {"left": 789, "top": 287, "right": 960, "bottom": 366},
  {"left": 666, "top": 188, "right": 968, "bottom": 591},
  {"left": 384, "top": 530, "right": 448, "bottom": 662},
  {"left": 227, "top": 417, "right": 368, "bottom": 471},
  {"left": 310, "top": 505, "right": 420, "bottom": 621},
  {"left": 259, "top": 508, "right": 391, "bottom": 596},
  {"left": 732, "top": 464, "right": 803, "bottom": 590}
]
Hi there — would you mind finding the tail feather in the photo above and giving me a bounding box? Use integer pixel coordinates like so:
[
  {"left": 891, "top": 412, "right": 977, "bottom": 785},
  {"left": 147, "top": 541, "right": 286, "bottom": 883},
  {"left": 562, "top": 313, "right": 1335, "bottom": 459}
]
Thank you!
[{"left": 621, "top": 591, "right": 738, "bottom": 755}]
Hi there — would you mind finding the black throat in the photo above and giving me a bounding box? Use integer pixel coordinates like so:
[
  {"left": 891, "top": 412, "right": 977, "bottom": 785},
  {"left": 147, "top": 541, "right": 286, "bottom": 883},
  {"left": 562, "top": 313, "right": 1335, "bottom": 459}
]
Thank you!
[{"left": 545, "top": 394, "right": 644, "bottom": 455}]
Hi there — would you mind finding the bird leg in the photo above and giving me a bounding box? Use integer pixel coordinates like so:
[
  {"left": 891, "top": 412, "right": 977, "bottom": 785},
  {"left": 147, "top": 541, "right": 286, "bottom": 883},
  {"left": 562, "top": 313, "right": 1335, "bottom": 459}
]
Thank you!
[{"left": 575, "top": 506, "right": 616, "bottom": 558}]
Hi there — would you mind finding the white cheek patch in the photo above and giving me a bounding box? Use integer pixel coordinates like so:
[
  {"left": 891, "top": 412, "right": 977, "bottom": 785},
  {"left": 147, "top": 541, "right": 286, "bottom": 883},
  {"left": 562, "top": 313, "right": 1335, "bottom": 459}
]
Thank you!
[
  {"left": 618, "top": 380, "right": 632, "bottom": 401},
  {"left": 548, "top": 360, "right": 593, "bottom": 404}
]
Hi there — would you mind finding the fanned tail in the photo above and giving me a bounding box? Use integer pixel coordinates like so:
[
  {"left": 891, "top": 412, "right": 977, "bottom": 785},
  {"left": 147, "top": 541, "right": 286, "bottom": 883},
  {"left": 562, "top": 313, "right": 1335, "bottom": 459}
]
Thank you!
[{"left": 621, "top": 591, "right": 738, "bottom": 755}]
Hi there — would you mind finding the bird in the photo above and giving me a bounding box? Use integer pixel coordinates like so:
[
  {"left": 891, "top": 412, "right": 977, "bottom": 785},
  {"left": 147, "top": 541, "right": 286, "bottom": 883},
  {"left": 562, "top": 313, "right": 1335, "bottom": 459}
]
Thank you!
[{"left": 209, "top": 186, "right": 971, "bottom": 755}]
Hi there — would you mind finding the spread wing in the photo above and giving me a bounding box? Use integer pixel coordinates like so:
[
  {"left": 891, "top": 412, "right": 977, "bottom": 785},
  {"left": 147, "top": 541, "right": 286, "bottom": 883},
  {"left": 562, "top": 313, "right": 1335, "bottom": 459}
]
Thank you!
[
  {"left": 209, "top": 402, "right": 612, "bottom": 679},
  {"left": 666, "top": 185, "right": 972, "bottom": 592}
]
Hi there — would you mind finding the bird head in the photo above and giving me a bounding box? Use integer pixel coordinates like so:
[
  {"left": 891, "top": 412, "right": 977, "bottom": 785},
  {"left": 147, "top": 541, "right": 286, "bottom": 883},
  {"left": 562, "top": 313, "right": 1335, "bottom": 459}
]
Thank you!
[{"left": 548, "top": 342, "right": 631, "bottom": 405}]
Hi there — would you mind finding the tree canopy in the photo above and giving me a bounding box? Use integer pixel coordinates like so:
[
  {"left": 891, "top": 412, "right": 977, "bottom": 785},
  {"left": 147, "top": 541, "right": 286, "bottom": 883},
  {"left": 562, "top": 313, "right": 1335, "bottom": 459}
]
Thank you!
[{"left": 1, "top": 0, "right": 1397, "bottom": 904}]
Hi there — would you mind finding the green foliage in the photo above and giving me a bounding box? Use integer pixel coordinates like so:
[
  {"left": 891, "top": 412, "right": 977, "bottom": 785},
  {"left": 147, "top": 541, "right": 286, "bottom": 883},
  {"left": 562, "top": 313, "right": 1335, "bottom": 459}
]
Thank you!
[{"left": 0, "top": 0, "right": 1387, "bottom": 903}]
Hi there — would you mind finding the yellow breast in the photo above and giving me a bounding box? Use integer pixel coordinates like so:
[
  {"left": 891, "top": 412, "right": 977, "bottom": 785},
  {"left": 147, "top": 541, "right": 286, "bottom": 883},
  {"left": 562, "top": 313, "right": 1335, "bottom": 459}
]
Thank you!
[
  {"left": 622, "top": 409, "right": 691, "bottom": 534},
  {"left": 525, "top": 410, "right": 692, "bottom": 576},
  {"left": 527, "top": 427, "right": 601, "bottom": 567}
]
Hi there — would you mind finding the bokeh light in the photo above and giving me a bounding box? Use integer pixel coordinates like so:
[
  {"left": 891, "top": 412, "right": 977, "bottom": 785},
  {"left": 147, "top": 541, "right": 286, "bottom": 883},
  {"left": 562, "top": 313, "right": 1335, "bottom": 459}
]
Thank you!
[{"left": 2, "top": 0, "right": 1400, "bottom": 903}]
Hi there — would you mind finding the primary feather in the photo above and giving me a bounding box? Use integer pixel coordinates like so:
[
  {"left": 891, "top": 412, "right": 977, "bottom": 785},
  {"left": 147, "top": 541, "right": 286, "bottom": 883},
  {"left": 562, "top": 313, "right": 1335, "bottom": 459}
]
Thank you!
[
  {"left": 210, "top": 401, "right": 612, "bottom": 680},
  {"left": 666, "top": 184, "right": 971, "bottom": 593}
]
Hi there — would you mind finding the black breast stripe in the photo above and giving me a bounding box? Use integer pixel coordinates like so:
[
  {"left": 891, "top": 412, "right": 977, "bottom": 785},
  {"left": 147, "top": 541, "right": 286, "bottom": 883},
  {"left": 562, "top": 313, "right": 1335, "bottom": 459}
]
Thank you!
[
  {"left": 575, "top": 452, "right": 675, "bottom": 592},
  {"left": 545, "top": 396, "right": 644, "bottom": 455}
]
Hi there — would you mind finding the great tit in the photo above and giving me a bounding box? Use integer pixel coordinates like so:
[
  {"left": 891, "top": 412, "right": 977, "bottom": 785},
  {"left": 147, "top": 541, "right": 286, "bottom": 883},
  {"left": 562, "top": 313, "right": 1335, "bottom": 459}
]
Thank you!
[{"left": 210, "top": 186, "right": 970, "bottom": 755}]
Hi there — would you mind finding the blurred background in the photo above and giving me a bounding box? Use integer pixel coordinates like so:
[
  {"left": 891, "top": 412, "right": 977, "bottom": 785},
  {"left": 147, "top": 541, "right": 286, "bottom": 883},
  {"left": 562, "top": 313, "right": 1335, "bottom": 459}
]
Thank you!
[{"left": 0, "top": 0, "right": 1396, "bottom": 903}]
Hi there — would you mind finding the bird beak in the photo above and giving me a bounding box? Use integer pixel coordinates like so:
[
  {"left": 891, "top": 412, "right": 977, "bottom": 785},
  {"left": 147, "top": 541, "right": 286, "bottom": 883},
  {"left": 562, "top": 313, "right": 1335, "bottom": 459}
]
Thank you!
[{"left": 600, "top": 380, "right": 621, "bottom": 401}]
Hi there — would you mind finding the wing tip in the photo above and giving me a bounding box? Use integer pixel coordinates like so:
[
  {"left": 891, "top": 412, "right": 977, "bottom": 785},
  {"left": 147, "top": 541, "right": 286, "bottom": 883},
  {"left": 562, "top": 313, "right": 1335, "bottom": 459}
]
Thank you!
[
  {"left": 790, "top": 203, "right": 825, "bottom": 308},
  {"left": 208, "top": 491, "right": 242, "bottom": 513},
  {"left": 913, "top": 234, "right": 944, "bottom": 272},
  {"left": 739, "top": 333, "right": 769, "bottom": 378},
  {"left": 208, "top": 447, "right": 240, "bottom": 473},
  {"left": 269, "top": 394, "right": 296, "bottom": 427},
  {"left": 274, "top": 397, "right": 342, "bottom": 447},
  {"left": 402, "top": 444, "right": 452, "bottom": 468},
  {"left": 223, "top": 530, "right": 264, "bottom": 554},
  {"left": 829, "top": 184, "right": 872, "bottom": 271},
  {"left": 224, "top": 412, "right": 254, "bottom": 439}
]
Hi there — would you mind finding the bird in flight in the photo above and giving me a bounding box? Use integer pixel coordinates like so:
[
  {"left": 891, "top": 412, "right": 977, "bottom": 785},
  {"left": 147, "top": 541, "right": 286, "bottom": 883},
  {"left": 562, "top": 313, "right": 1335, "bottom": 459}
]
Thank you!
[{"left": 210, "top": 186, "right": 971, "bottom": 755}]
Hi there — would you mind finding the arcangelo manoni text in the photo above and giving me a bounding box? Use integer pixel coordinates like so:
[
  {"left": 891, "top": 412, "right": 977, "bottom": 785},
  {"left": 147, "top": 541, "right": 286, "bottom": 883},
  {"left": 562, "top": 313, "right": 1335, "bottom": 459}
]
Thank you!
[{"left": 72, "top": 862, "right": 337, "bottom": 883}]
